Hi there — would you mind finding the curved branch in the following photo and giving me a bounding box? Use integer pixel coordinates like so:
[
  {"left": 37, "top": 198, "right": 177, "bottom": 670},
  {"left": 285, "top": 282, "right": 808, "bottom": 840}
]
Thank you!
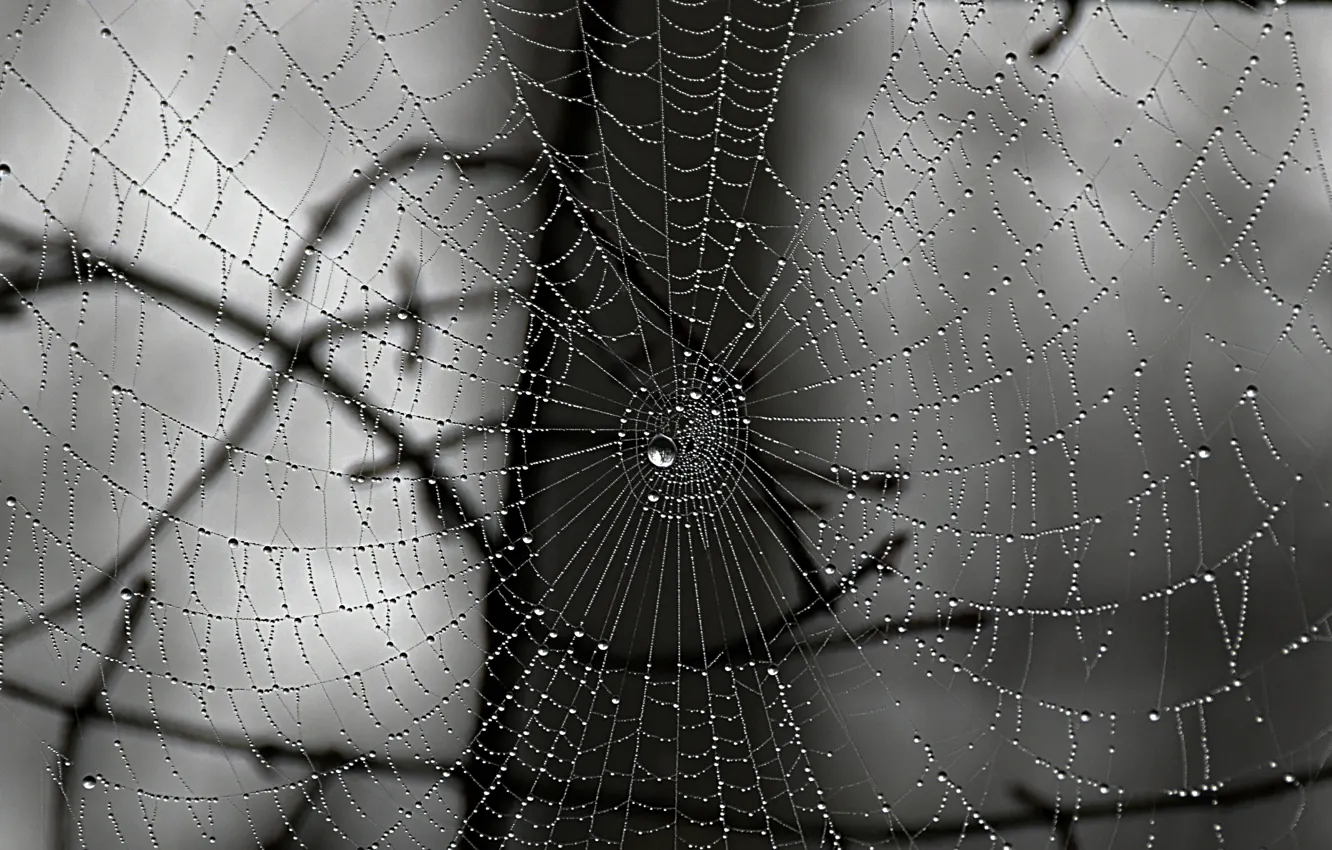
[
  {"left": 0, "top": 231, "right": 493, "bottom": 556},
  {"left": 476, "top": 753, "right": 1332, "bottom": 845},
  {"left": 276, "top": 142, "right": 535, "bottom": 295},
  {"left": 1, "top": 672, "right": 455, "bottom": 779},
  {"left": 551, "top": 531, "right": 965, "bottom": 675},
  {"left": 3, "top": 382, "right": 281, "bottom": 642},
  {"left": 6, "top": 634, "right": 1326, "bottom": 846}
]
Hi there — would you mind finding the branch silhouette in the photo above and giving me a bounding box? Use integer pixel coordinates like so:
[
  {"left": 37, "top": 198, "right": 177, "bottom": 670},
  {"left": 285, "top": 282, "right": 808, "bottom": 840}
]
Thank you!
[
  {"left": 2, "top": 2, "right": 1329, "bottom": 847},
  {"left": 50, "top": 577, "right": 150, "bottom": 850}
]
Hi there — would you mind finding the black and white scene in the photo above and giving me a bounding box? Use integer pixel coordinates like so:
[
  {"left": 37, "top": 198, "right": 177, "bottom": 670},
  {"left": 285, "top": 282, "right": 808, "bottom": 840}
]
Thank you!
[{"left": 1, "top": 1, "right": 1330, "bottom": 848}]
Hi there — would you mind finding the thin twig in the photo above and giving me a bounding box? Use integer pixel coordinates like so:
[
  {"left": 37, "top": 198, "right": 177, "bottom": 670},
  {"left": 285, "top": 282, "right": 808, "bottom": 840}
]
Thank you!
[
  {"left": 807, "top": 531, "right": 908, "bottom": 610},
  {"left": 2, "top": 671, "right": 454, "bottom": 778},
  {"left": 275, "top": 142, "right": 534, "bottom": 296},
  {"left": 1029, "top": 0, "right": 1087, "bottom": 59},
  {"left": 52, "top": 577, "right": 150, "bottom": 850},
  {"left": 550, "top": 529, "right": 953, "bottom": 676},
  {"left": 3, "top": 381, "right": 282, "bottom": 642},
  {"left": 556, "top": 601, "right": 986, "bottom": 675},
  {"left": 259, "top": 780, "right": 321, "bottom": 850},
  {"left": 464, "top": 751, "right": 1332, "bottom": 845},
  {"left": 1028, "top": 0, "right": 1279, "bottom": 58},
  {"left": 7, "top": 633, "right": 1330, "bottom": 846},
  {"left": 0, "top": 234, "right": 493, "bottom": 554},
  {"left": 795, "top": 608, "right": 988, "bottom": 654},
  {"left": 1012, "top": 783, "right": 1081, "bottom": 850}
]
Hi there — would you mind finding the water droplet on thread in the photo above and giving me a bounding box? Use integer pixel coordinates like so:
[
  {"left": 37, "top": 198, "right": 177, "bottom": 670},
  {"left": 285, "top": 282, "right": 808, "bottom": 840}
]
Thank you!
[
  {"left": 646, "top": 433, "right": 677, "bottom": 469},
  {"left": 82, "top": 776, "right": 97, "bottom": 790},
  {"left": 1196, "top": 445, "right": 1212, "bottom": 459}
]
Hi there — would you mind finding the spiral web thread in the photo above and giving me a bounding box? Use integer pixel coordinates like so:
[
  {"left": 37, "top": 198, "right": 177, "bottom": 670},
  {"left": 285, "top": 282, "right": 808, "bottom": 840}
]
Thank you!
[{"left": 1, "top": 1, "right": 1332, "bottom": 848}]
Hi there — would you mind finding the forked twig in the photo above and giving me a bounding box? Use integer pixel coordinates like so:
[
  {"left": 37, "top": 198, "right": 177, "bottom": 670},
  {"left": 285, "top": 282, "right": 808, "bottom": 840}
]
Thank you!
[{"left": 0, "top": 226, "right": 492, "bottom": 553}]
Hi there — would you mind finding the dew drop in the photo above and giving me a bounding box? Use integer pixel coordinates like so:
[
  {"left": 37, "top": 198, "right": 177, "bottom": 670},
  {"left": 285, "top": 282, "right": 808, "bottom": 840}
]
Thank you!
[
  {"left": 82, "top": 776, "right": 97, "bottom": 790},
  {"left": 1004, "top": 52, "right": 1017, "bottom": 65},
  {"left": 1244, "top": 385, "right": 1258, "bottom": 399},
  {"left": 1196, "top": 445, "right": 1211, "bottom": 459},
  {"left": 645, "top": 433, "right": 677, "bottom": 469},
  {"left": 120, "top": 588, "right": 134, "bottom": 601},
  {"left": 1148, "top": 709, "right": 1161, "bottom": 722}
]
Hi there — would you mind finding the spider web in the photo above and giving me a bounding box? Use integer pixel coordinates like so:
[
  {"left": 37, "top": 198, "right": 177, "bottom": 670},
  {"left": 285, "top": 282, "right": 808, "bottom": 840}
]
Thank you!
[{"left": 1, "top": 1, "right": 1331, "bottom": 848}]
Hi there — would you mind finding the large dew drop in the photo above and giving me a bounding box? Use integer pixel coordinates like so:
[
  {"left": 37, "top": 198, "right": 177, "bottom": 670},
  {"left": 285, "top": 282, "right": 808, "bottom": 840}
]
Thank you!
[{"left": 646, "top": 433, "right": 678, "bottom": 469}]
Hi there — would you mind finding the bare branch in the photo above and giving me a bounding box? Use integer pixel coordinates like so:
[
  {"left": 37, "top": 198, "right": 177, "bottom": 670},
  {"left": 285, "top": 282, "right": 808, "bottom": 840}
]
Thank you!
[
  {"left": 0, "top": 228, "right": 494, "bottom": 556},
  {"left": 1, "top": 671, "right": 456, "bottom": 780},
  {"left": 557, "top": 603, "right": 986, "bottom": 676},
  {"left": 1028, "top": 0, "right": 1277, "bottom": 58},
  {"left": 259, "top": 780, "right": 321, "bottom": 850},
  {"left": 806, "top": 531, "right": 908, "bottom": 611},
  {"left": 275, "top": 143, "right": 535, "bottom": 296},
  {"left": 468, "top": 754, "right": 1332, "bottom": 846},
  {"left": 795, "top": 608, "right": 988, "bottom": 654},
  {"left": 9, "top": 634, "right": 1330, "bottom": 850},
  {"left": 52, "top": 577, "right": 150, "bottom": 850},
  {"left": 743, "top": 453, "right": 841, "bottom": 604},
  {"left": 1029, "top": 0, "right": 1087, "bottom": 59},
  {"left": 1012, "top": 783, "right": 1081, "bottom": 850},
  {"left": 3, "top": 380, "right": 282, "bottom": 642},
  {"left": 552, "top": 531, "right": 968, "bottom": 675}
]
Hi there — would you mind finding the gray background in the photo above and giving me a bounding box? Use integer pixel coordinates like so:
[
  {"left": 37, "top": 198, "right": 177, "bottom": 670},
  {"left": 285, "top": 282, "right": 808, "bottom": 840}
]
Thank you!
[{"left": 1, "top": 1, "right": 1331, "bottom": 848}]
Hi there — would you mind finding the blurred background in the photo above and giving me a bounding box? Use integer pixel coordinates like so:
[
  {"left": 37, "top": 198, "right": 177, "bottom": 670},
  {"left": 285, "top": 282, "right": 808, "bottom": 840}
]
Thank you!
[{"left": 2, "top": 1, "right": 1332, "bottom": 848}]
